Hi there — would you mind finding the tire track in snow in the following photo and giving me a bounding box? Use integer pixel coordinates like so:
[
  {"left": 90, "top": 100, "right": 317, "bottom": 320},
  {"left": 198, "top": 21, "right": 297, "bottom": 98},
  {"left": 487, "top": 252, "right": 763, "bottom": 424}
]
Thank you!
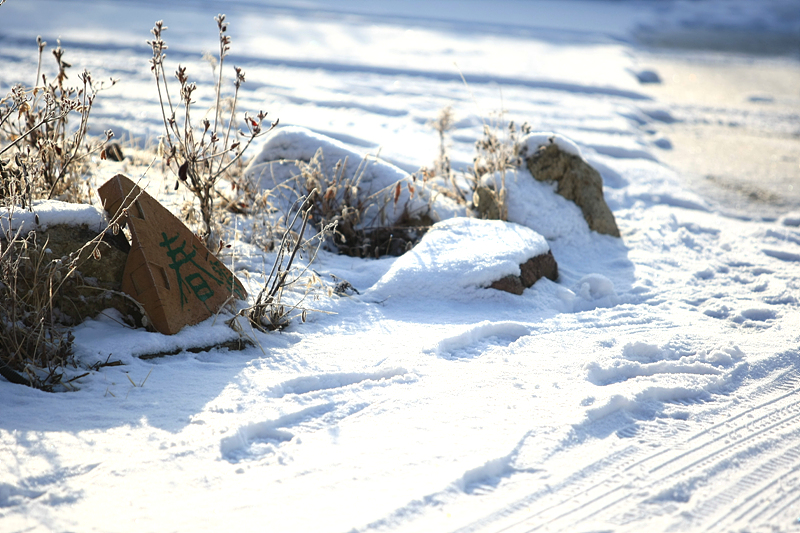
[
  {"left": 546, "top": 372, "right": 800, "bottom": 531},
  {"left": 454, "top": 368, "right": 800, "bottom": 533},
  {"left": 700, "top": 442, "right": 800, "bottom": 530}
]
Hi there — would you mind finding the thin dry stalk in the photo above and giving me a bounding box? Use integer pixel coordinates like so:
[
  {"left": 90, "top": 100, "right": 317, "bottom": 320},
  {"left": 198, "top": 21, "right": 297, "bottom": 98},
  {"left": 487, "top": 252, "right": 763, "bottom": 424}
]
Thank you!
[
  {"left": 230, "top": 196, "right": 326, "bottom": 332},
  {"left": 147, "top": 16, "right": 277, "bottom": 245}
]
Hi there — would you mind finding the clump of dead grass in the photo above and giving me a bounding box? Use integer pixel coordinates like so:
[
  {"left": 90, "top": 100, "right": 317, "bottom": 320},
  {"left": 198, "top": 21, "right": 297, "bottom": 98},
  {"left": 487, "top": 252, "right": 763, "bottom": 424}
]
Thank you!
[
  {"left": 294, "top": 148, "right": 429, "bottom": 258},
  {"left": 425, "top": 103, "right": 532, "bottom": 222},
  {"left": 0, "top": 38, "right": 122, "bottom": 390},
  {"left": 469, "top": 117, "right": 531, "bottom": 221},
  {"left": 0, "top": 216, "right": 130, "bottom": 391},
  {"left": 0, "top": 37, "right": 116, "bottom": 207}
]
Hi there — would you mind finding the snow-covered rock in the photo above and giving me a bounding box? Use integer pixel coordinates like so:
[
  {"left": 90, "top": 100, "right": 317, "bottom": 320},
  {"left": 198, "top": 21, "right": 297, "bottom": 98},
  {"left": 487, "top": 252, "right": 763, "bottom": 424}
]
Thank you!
[
  {"left": 368, "top": 217, "right": 552, "bottom": 300},
  {"left": 0, "top": 200, "right": 107, "bottom": 234},
  {"left": 524, "top": 137, "right": 621, "bottom": 237}
]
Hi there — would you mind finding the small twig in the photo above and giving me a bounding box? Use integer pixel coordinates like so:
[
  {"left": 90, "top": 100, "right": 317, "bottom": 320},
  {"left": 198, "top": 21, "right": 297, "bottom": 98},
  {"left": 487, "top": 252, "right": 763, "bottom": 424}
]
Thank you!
[{"left": 65, "top": 372, "right": 89, "bottom": 383}]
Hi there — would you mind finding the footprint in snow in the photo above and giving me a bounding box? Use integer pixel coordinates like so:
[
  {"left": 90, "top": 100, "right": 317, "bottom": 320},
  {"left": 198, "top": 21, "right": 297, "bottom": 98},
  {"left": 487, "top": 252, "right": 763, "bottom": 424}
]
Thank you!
[{"left": 430, "top": 321, "right": 529, "bottom": 360}]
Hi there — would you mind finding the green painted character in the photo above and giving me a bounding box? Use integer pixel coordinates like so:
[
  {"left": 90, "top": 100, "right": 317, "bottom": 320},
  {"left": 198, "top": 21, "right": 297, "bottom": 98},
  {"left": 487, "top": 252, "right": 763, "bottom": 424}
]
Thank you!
[{"left": 159, "top": 232, "right": 216, "bottom": 308}]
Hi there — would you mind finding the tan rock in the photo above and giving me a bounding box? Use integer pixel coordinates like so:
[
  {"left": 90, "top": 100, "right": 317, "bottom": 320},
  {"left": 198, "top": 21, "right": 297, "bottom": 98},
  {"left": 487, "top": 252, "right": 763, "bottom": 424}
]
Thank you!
[{"left": 526, "top": 142, "right": 620, "bottom": 237}]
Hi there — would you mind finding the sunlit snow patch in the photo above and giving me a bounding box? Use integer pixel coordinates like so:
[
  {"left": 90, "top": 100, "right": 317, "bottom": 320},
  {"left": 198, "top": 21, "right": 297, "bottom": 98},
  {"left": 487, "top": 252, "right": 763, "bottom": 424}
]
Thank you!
[
  {"left": 480, "top": 168, "right": 588, "bottom": 240},
  {"left": 427, "top": 321, "right": 530, "bottom": 358},
  {"left": 586, "top": 339, "right": 745, "bottom": 386},
  {"left": 582, "top": 340, "right": 746, "bottom": 423}
]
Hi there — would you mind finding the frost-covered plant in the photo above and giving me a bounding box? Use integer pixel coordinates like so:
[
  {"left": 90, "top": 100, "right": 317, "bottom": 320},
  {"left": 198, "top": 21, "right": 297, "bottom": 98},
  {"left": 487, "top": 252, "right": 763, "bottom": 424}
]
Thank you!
[
  {"left": 0, "top": 37, "right": 115, "bottom": 207},
  {"left": 470, "top": 117, "right": 531, "bottom": 221},
  {"left": 147, "top": 16, "right": 277, "bottom": 246},
  {"left": 292, "top": 148, "right": 427, "bottom": 258},
  {"left": 473, "top": 118, "right": 530, "bottom": 178},
  {"left": 230, "top": 198, "right": 329, "bottom": 332},
  {"left": 423, "top": 105, "right": 472, "bottom": 205},
  {"left": 430, "top": 105, "right": 454, "bottom": 181}
]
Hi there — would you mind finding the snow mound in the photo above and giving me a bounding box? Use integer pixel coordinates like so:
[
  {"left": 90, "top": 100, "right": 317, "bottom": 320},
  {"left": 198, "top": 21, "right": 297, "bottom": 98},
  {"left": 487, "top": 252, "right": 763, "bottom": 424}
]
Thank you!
[
  {"left": 584, "top": 339, "right": 745, "bottom": 387},
  {"left": 244, "top": 126, "right": 459, "bottom": 228},
  {"left": 0, "top": 200, "right": 107, "bottom": 233},
  {"left": 368, "top": 217, "right": 550, "bottom": 300}
]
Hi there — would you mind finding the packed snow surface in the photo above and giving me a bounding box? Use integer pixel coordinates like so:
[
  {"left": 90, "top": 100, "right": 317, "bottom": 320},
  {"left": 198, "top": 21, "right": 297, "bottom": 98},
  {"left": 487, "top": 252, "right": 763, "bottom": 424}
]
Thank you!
[{"left": 1, "top": 1, "right": 800, "bottom": 533}]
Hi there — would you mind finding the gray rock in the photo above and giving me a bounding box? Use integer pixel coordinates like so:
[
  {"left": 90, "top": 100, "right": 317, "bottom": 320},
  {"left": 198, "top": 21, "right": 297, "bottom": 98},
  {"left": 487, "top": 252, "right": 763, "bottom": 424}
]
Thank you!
[{"left": 526, "top": 143, "right": 621, "bottom": 237}]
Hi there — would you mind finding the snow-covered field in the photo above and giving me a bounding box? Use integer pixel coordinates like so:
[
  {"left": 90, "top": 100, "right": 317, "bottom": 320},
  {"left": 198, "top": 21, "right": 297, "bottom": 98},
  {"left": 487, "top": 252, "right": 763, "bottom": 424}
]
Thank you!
[{"left": 2, "top": 1, "right": 800, "bottom": 532}]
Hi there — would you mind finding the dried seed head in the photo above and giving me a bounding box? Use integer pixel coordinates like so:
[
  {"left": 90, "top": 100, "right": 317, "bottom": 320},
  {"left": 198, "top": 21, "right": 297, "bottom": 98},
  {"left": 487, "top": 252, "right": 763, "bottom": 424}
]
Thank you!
[{"left": 234, "top": 66, "right": 245, "bottom": 89}]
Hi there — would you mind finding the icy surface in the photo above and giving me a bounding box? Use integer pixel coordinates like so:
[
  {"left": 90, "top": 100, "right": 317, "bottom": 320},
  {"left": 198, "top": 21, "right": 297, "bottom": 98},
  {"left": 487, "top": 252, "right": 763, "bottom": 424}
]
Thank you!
[{"left": 1, "top": 2, "right": 800, "bottom": 533}]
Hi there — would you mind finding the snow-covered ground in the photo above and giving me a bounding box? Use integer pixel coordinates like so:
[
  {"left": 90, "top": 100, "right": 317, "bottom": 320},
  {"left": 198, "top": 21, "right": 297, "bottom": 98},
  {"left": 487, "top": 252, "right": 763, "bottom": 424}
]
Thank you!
[{"left": 2, "top": 1, "right": 800, "bottom": 532}]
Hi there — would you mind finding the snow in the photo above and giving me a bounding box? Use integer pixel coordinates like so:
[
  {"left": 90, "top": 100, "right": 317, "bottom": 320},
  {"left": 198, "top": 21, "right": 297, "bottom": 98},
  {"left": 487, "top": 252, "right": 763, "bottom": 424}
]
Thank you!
[
  {"left": 481, "top": 167, "right": 589, "bottom": 240},
  {"left": 0, "top": 201, "right": 107, "bottom": 233},
  {"left": 1, "top": 1, "right": 800, "bottom": 532},
  {"left": 520, "top": 132, "right": 583, "bottom": 159}
]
